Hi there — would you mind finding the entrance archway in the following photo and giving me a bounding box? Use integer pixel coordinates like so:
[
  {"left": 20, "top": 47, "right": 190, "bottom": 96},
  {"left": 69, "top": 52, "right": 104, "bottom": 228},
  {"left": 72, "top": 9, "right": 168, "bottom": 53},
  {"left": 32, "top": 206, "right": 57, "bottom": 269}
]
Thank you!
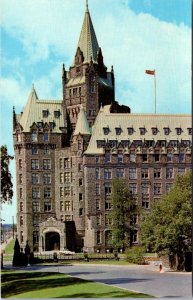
[{"left": 45, "top": 231, "right": 60, "bottom": 251}]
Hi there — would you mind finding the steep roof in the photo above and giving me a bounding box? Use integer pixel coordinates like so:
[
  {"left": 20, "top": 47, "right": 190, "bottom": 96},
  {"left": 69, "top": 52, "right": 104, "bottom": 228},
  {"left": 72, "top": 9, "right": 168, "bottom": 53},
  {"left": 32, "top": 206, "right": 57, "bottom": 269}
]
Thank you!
[
  {"left": 85, "top": 106, "right": 191, "bottom": 154},
  {"left": 76, "top": 2, "right": 99, "bottom": 63},
  {"left": 18, "top": 86, "right": 64, "bottom": 133},
  {"left": 74, "top": 105, "right": 91, "bottom": 136}
]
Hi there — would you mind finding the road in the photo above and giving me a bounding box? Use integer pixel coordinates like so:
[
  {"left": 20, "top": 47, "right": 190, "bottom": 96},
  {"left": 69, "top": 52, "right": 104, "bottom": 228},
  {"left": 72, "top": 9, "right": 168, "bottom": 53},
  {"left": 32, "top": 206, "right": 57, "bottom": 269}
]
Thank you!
[{"left": 22, "top": 263, "right": 192, "bottom": 298}]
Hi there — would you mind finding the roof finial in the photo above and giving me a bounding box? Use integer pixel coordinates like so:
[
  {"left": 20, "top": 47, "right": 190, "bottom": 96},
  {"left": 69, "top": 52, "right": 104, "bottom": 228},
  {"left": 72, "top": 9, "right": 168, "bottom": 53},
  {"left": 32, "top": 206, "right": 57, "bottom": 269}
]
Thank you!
[{"left": 86, "top": 0, "right": 88, "bottom": 12}]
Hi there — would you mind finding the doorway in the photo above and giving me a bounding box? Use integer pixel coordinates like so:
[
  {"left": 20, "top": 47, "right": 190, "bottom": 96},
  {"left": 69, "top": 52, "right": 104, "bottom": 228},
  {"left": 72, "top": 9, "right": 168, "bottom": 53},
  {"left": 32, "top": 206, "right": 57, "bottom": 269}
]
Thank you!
[{"left": 45, "top": 231, "right": 60, "bottom": 251}]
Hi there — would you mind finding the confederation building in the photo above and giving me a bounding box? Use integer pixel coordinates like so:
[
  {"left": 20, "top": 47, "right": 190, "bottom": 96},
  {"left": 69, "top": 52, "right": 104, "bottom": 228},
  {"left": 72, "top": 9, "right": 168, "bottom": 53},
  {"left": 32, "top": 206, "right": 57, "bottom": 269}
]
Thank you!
[{"left": 13, "top": 3, "right": 191, "bottom": 253}]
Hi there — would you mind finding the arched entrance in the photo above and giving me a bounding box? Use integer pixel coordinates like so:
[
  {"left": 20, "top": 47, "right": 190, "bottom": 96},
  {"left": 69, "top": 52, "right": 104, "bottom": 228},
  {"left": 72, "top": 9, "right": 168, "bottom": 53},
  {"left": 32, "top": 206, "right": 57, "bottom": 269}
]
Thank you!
[{"left": 45, "top": 231, "right": 60, "bottom": 251}]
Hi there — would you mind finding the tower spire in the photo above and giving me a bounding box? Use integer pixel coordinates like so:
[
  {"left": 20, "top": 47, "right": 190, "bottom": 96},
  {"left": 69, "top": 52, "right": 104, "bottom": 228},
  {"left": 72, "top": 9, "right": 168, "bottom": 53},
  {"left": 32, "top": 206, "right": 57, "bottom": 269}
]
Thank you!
[{"left": 86, "top": 0, "right": 88, "bottom": 12}]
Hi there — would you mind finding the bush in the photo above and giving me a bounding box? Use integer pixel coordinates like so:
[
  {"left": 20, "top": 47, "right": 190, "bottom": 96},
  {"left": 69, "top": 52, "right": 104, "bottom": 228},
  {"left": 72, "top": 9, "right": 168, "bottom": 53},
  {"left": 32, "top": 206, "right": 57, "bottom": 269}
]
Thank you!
[{"left": 125, "top": 246, "right": 146, "bottom": 265}]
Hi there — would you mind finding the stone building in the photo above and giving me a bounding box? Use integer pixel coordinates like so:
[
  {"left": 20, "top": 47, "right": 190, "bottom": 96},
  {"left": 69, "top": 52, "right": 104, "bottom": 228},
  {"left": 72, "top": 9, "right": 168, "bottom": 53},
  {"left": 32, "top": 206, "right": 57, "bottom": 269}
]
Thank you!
[{"left": 13, "top": 3, "right": 191, "bottom": 253}]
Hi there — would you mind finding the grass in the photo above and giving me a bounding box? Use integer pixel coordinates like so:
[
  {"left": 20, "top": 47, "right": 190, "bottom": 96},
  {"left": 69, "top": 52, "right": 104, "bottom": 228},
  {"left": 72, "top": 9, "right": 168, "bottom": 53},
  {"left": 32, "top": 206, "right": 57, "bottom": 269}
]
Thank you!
[
  {"left": 1, "top": 270, "right": 153, "bottom": 298},
  {"left": 3, "top": 239, "right": 15, "bottom": 255}
]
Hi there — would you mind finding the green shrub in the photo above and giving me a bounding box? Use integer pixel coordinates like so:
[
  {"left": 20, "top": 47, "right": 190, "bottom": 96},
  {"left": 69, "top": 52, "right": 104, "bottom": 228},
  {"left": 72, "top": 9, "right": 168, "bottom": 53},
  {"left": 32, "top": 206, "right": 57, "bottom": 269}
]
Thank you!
[{"left": 125, "top": 246, "right": 146, "bottom": 265}]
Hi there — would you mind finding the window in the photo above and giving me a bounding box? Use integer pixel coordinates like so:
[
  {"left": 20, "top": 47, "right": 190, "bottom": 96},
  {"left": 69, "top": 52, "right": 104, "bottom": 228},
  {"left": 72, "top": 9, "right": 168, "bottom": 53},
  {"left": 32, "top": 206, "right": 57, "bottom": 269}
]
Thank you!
[
  {"left": 166, "top": 183, "right": 173, "bottom": 193},
  {"left": 156, "top": 140, "right": 166, "bottom": 147},
  {"left": 32, "top": 146, "right": 38, "bottom": 155},
  {"left": 105, "top": 199, "right": 112, "bottom": 210},
  {"left": 96, "top": 215, "right": 101, "bottom": 226},
  {"left": 145, "top": 140, "right": 154, "bottom": 147},
  {"left": 105, "top": 214, "right": 112, "bottom": 225},
  {"left": 79, "top": 178, "right": 83, "bottom": 186},
  {"left": 130, "top": 214, "right": 138, "bottom": 225},
  {"left": 104, "top": 168, "right": 112, "bottom": 179},
  {"left": 59, "top": 158, "right": 63, "bottom": 169},
  {"left": 117, "top": 153, "right": 123, "bottom": 163},
  {"left": 142, "top": 154, "right": 147, "bottom": 162},
  {"left": 20, "top": 216, "right": 24, "bottom": 226},
  {"left": 154, "top": 183, "right": 162, "bottom": 195},
  {"left": 105, "top": 230, "right": 112, "bottom": 245},
  {"left": 96, "top": 183, "right": 100, "bottom": 195},
  {"left": 141, "top": 183, "right": 149, "bottom": 194},
  {"left": 64, "top": 186, "right": 70, "bottom": 196},
  {"left": 44, "top": 146, "right": 50, "bottom": 154},
  {"left": 78, "top": 163, "right": 83, "bottom": 171},
  {"left": 105, "top": 152, "right": 111, "bottom": 163},
  {"left": 96, "top": 231, "right": 101, "bottom": 244},
  {"left": 65, "top": 201, "right": 71, "bottom": 211},
  {"left": 132, "top": 230, "right": 138, "bottom": 243},
  {"left": 78, "top": 141, "right": 82, "bottom": 150},
  {"left": 19, "top": 159, "right": 22, "bottom": 169},
  {"left": 42, "top": 110, "right": 49, "bottom": 118},
  {"left": 44, "top": 187, "right": 51, "bottom": 198},
  {"left": 179, "top": 153, "right": 185, "bottom": 162},
  {"left": 116, "top": 168, "right": 124, "bottom": 178},
  {"left": 33, "top": 231, "right": 39, "bottom": 244},
  {"left": 97, "top": 140, "right": 105, "bottom": 148},
  {"left": 32, "top": 202, "right": 39, "bottom": 212},
  {"left": 32, "top": 188, "right": 40, "bottom": 199},
  {"left": 129, "top": 183, "right": 137, "bottom": 194},
  {"left": 152, "top": 127, "right": 158, "bottom": 135},
  {"left": 129, "top": 168, "right": 136, "bottom": 179},
  {"left": 54, "top": 110, "right": 60, "bottom": 118},
  {"left": 96, "top": 156, "right": 99, "bottom": 163},
  {"left": 154, "top": 154, "right": 160, "bottom": 162},
  {"left": 44, "top": 201, "right": 51, "bottom": 212},
  {"left": 79, "top": 193, "right": 83, "bottom": 201},
  {"left": 130, "top": 154, "right": 136, "bottom": 162},
  {"left": 166, "top": 168, "right": 173, "bottom": 179},
  {"left": 176, "top": 128, "right": 182, "bottom": 135},
  {"left": 43, "top": 159, "right": 51, "bottom": 170},
  {"left": 64, "top": 158, "right": 71, "bottom": 168},
  {"left": 154, "top": 168, "right": 161, "bottom": 178},
  {"left": 33, "top": 215, "right": 39, "bottom": 226},
  {"left": 140, "top": 127, "right": 146, "bottom": 135},
  {"left": 44, "top": 174, "right": 51, "bottom": 185},
  {"left": 181, "top": 140, "right": 190, "bottom": 147},
  {"left": 105, "top": 182, "right": 112, "bottom": 195},
  {"left": 141, "top": 168, "right": 148, "bottom": 179},
  {"left": 95, "top": 168, "right": 100, "bottom": 180},
  {"left": 60, "top": 173, "right": 64, "bottom": 184},
  {"left": 44, "top": 132, "right": 49, "bottom": 142},
  {"left": 60, "top": 201, "right": 64, "bottom": 211},
  {"left": 19, "top": 188, "right": 23, "bottom": 198},
  {"left": 65, "top": 215, "right": 71, "bottom": 221},
  {"left": 31, "top": 131, "right": 37, "bottom": 142},
  {"left": 20, "top": 231, "right": 24, "bottom": 243},
  {"left": 64, "top": 172, "right": 70, "bottom": 183},
  {"left": 142, "top": 197, "right": 149, "bottom": 209},
  {"left": 79, "top": 208, "right": 83, "bottom": 216},
  {"left": 127, "top": 127, "right": 134, "bottom": 135},
  {"left": 187, "top": 128, "right": 192, "bottom": 135},
  {"left": 96, "top": 199, "right": 100, "bottom": 210},
  {"left": 31, "top": 159, "right": 39, "bottom": 170},
  {"left": 164, "top": 127, "right": 170, "bottom": 135},
  {"left": 60, "top": 187, "right": 64, "bottom": 197},
  {"left": 115, "top": 127, "right": 122, "bottom": 135},
  {"left": 20, "top": 202, "right": 23, "bottom": 212},
  {"left": 19, "top": 174, "right": 23, "bottom": 184},
  {"left": 177, "top": 168, "right": 185, "bottom": 174},
  {"left": 167, "top": 153, "right": 173, "bottom": 162},
  {"left": 103, "top": 127, "right": 110, "bottom": 135}
]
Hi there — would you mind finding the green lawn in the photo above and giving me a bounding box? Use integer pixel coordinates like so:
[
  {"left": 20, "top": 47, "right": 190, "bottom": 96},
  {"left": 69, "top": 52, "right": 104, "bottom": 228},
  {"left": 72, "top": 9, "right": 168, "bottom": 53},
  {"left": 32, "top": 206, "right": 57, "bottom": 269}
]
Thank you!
[
  {"left": 3, "top": 239, "right": 15, "bottom": 255},
  {"left": 1, "top": 270, "right": 153, "bottom": 298}
]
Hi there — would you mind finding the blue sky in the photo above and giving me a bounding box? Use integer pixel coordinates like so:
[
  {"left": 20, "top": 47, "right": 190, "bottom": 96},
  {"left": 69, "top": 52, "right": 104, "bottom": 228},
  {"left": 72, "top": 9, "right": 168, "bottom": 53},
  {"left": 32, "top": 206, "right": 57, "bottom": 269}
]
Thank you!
[{"left": 0, "top": 0, "right": 191, "bottom": 223}]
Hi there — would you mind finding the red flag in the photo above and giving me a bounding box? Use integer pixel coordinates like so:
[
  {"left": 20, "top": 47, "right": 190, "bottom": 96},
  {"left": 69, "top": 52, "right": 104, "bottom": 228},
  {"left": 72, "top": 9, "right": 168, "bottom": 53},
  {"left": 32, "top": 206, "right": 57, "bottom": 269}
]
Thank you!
[{"left": 145, "top": 70, "right": 155, "bottom": 75}]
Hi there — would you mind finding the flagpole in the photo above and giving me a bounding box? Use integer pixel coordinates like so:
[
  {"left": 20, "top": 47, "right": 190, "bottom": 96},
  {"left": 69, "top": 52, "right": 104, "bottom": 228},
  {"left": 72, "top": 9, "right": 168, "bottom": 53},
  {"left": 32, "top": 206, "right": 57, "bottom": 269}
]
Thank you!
[{"left": 154, "top": 70, "right": 156, "bottom": 114}]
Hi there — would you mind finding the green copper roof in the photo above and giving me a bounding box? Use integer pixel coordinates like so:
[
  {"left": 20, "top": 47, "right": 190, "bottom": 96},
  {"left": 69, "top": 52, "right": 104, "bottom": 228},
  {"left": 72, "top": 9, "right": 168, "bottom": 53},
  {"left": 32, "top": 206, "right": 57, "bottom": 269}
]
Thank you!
[
  {"left": 74, "top": 105, "right": 91, "bottom": 136},
  {"left": 76, "top": 3, "right": 99, "bottom": 63}
]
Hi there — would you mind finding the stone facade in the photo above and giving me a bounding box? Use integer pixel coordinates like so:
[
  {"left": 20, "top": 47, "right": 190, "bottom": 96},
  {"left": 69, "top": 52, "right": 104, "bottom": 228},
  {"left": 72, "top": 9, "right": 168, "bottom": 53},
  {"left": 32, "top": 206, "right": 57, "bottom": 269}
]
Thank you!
[{"left": 13, "top": 3, "right": 191, "bottom": 253}]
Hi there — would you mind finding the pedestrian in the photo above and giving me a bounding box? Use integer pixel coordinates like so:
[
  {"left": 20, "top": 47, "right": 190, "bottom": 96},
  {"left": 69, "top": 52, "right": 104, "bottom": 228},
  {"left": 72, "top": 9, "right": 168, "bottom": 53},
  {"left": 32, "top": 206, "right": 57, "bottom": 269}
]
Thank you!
[{"left": 159, "top": 262, "right": 163, "bottom": 273}]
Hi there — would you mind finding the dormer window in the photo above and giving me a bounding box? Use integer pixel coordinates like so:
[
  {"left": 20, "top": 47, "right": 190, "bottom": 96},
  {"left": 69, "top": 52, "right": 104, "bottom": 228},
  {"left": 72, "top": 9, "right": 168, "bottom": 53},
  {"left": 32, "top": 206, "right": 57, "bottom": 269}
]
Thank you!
[
  {"left": 175, "top": 127, "right": 182, "bottom": 135},
  {"left": 54, "top": 111, "right": 60, "bottom": 118},
  {"left": 139, "top": 127, "right": 146, "bottom": 135},
  {"left": 127, "top": 127, "right": 134, "bottom": 135},
  {"left": 49, "top": 122, "right": 55, "bottom": 129},
  {"left": 44, "top": 132, "right": 49, "bottom": 142},
  {"left": 168, "top": 140, "right": 178, "bottom": 147},
  {"left": 43, "top": 110, "right": 49, "bottom": 118},
  {"left": 187, "top": 128, "right": 192, "bottom": 135},
  {"left": 31, "top": 131, "right": 37, "bottom": 142},
  {"left": 37, "top": 122, "right": 43, "bottom": 129},
  {"left": 103, "top": 127, "right": 110, "bottom": 135},
  {"left": 115, "top": 127, "right": 122, "bottom": 135},
  {"left": 164, "top": 127, "right": 170, "bottom": 135},
  {"left": 152, "top": 127, "right": 158, "bottom": 135}
]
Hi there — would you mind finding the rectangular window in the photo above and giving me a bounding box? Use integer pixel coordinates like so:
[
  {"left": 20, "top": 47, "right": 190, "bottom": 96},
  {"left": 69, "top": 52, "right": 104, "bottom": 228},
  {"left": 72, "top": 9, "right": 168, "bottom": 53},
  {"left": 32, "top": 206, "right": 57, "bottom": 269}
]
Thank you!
[
  {"left": 79, "top": 193, "right": 83, "bottom": 201},
  {"left": 31, "top": 159, "right": 39, "bottom": 170},
  {"left": 105, "top": 152, "right": 111, "bottom": 163},
  {"left": 31, "top": 131, "right": 37, "bottom": 142},
  {"left": 60, "top": 173, "right": 64, "bottom": 184},
  {"left": 64, "top": 186, "right": 70, "bottom": 196},
  {"left": 65, "top": 201, "right": 71, "bottom": 211},
  {"left": 179, "top": 153, "right": 185, "bottom": 162},
  {"left": 142, "top": 197, "right": 149, "bottom": 209},
  {"left": 167, "top": 153, "right": 173, "bottom": 162},
  {"left": 64, "top": 172, "right": 70, "bottom": 183},
  {"left": 32, "top": 174, "right": 39, "bottom": 184},
  {"left": 177, "top": 168, "right": 185, "bottom": 174},
  {"left": 105, "top": 199, "right": 112, "bottom": 210},
  {"left": 32, "top": 188, "right": 40, "bottom": 199},
  {"left": 59, "top": 158, "right": 63, "bottom": 169},
  {"left": 60, "top": 187, "right": 64, "bottom": 197},
  {"left": 33, "top": 215, "right": 39, "bottom": 226},
  {"left": 166, "top": 183, "right": 173, "bottom": 193},
  {"left": 117, "top": 153, "right": 123, "bottom": 163},
  {"left": 44, "top": 187, "right": 51, "bottom": 198},
  {"left": 42, "top": 110, "right": 49, "bottom": 118},
  {"left": 131, "top": 214, "right": 138, "bottom": 225},
  {"left": 19, "top": 159, "right": 22, "bottom": 169},
  {"left": 141, "top": 168, "right": 148, "bottom": 179},
  {"left": 44, "top": 201, "right": 51, "bottom": 212},
  {"left": 116, "top": 168, "right": 124, "bottom": 178},
  {"left": 43, "top": 132, "right": 49, "bottom": 142},
  {"left": 115, "top": 127, "right": 122, "bottom": 135},
  {"left": 60, "top": 201, "right": 64, "bottom": 211},
  {"left": 19, "top": 188, "right": 23, "bottom": 198},
  {"left": 139, "top": 128, "right": 146, "bottom": 135},
  {"left": 20, "top": 216, "right": 24, "bottom": 226},
  {"left": 129, "top": 168, "right": 136, "bottom": 179},
  {"left": 79, "top": 208, "right": 83, "bottom": 216},
  {"left": 142, "top": 154, "right": 147, "bottom": 162},
  {"left": 20, "top": 231, "right": 24, "bottom": 243},
  {"left": 19, "top": 174, "right": 23, "bottom": 184},
  {"left": 33, "top": 231, "right": 39, "bottom": 244},
  {"left": 20, "top": 202, "right": 23, "bottom": 212},
  {"left": 96, "top": 199, "right": 100, "bottom": 210},
  {"left": 96, "top": 215, "right": 101, "bottom": 225},
  {"left": 43, "top": 159, "right": 51, "bottom": 170},
  {"left": 154, "top": 183, "right": 162, "bottom": 195},
  {"left": 96, "top": 183, "right": 100, "bottom": 195},
  {"left": 105, "top": 182, "right": 112, "bottom": 195},
  {"left": 44, "top": 174, "right": 51, "bottom": 185},
  {"left": 130, "top": 154, "right": 136, "bottom": 162},
  {"left": 154, "top": 168, "right": 161, "bottom": 178},
  {"left": 44, "top": 146, "right": 50, "bottom": 154},
  {"left": 32, "top": 146, "right": 38, "bottom": 155},
  {"left": 166, "top": 168, "right": 173, "bottom": 179},
  {"left": 187, "top": 128, "right": 192, "bottom": 135},
  {"left": 65, "top": 215, "right": 71, "bottom": 221},
  {"left": 141, "top": 183, "right": 149, "bottom": 194},
  {"left": 32, "top": 202, "right": 39, "bottom": 212},
  {"left": 164, "top": 127, "right": 170, "bottom": 135},
  {"left": 96, "top": 156, "right": 99, "bottom": 163},
  {"left": 54, "top": 110, "right": 60, "bottom": 118},
  {"left": 95, "top": 168, "right": 100, "bottom": 180},
  {"left": 127, "top": 127, "right": 134, "bottom": 135},
  {"left": 96, "top": 231, "right": 101, "bottom": 244},
  {"left": 104, "top": 168, "right": 112, "bottom": 179},
  {"left": 132, "top": 230, "right": 138, "bottom": 243},
  {"left": 129, "top": 183, "right": 137, "bottom": 194},
  {"left": 78, "top": 163, "right": 83, "bottom": 171},
  {"left": 64, "top": 158, "right": 71, "bottom": 168},
  {"left": 105, "top": 214, "right": 112, "bottom": 225},
  {"left": 154, "top": 154, "right": 160, "bottom": 162},
  {"left": 79, "top": 178, "right": 83, "bottom": 186}
]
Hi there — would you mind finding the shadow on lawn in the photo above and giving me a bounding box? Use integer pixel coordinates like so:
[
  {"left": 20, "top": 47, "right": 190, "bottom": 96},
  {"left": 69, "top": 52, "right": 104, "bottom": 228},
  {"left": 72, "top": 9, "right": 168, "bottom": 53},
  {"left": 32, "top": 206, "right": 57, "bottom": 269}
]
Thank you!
[
  {"left": 1, "top": 272, "right": 87, "bottom": 298},
  {"left": 56, "top": 291, "right": 151, "bottom": 298}
]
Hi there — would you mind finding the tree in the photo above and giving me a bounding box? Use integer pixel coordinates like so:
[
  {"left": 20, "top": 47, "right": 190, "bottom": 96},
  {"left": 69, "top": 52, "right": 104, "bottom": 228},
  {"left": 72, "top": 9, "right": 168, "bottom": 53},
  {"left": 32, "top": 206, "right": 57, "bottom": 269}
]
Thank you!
[
  {"left": 0, "top": 145, "right": 14, "bottom": 204},
  {"left": 141, "top": 172, "right": 192, "bottom": 271},
  {"left": 110, "top": 177, "right": 138, "bottom": 250}
]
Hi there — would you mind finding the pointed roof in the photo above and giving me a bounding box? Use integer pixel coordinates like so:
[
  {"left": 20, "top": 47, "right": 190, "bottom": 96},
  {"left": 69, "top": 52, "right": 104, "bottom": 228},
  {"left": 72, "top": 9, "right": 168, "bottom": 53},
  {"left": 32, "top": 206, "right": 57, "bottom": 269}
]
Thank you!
[
  {"left": 76, "top": 2, "right": 99, "bottom": 63},
  {"left": 74, "top": 105, "right": 91, "bottom": 136}
]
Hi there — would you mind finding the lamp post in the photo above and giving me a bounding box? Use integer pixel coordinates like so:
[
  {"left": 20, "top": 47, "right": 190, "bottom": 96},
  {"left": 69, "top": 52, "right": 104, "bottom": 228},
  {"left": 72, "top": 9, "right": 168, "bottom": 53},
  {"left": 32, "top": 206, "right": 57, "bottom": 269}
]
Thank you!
[{"left": 12, "top": 216, "right": 14, "bottom": 239}]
